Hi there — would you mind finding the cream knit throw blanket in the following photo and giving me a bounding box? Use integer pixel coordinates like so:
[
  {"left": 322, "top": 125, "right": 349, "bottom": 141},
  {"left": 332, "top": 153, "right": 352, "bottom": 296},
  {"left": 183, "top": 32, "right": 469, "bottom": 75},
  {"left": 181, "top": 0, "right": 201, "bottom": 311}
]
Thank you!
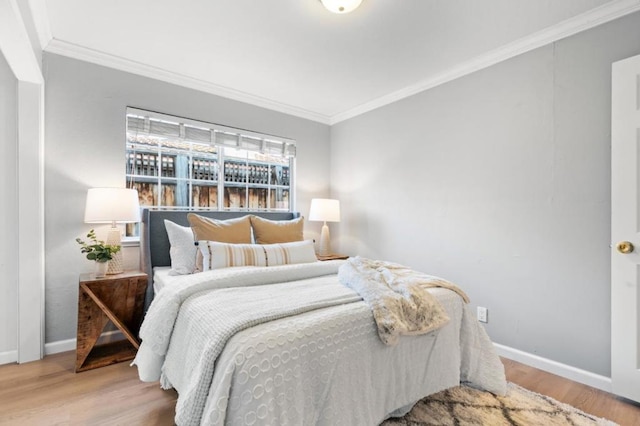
[{"left": 338, "top": 257, "right": 470, "bottom": 345}]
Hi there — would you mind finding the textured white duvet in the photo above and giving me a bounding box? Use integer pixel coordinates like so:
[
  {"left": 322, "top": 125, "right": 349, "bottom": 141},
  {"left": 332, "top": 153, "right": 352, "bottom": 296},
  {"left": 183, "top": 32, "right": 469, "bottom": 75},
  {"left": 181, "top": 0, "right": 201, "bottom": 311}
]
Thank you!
[{"left": 134, "top": 261, "right": 506, "bottom": 426}]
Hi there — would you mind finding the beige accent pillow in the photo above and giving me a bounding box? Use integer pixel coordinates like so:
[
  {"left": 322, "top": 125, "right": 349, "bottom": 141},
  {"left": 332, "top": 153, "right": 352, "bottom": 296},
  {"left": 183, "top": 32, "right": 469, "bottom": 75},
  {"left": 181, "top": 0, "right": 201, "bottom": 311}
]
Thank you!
[
  {"left": 250, "top": 215, "right": 304, "bottom": 244},
  {"left": 187, "top": 213, "right": 252, "bottom": 243},
  {"left": 187, "top": 214, "right": 252, "bottom": 271},
  {"left": 197, "top": 240, "right": 317, "bottom": 271}
]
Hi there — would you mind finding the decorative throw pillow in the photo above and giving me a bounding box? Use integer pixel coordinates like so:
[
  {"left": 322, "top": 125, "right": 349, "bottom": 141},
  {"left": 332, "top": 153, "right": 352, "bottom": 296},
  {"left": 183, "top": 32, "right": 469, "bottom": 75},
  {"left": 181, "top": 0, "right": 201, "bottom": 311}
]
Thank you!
[
  {"left": 262, "top": 240, "right": 317, "bottom": 266},
  {"left": 250, "top": 215, "right": 304, "bottom": 244},
  {"left": 197, "top": 242, "right": 268, "bottom": 271},
  {"left": 198, "top": 240, "right": 317, "bottom": 271},
  {"left": 187, "top": 213, "right": 252, "bottom": 243},
  {"left": 188, "top": 214, "right": 252, "bottom": 271},
  {"left": 164, "top": 220, "right": 197, "bottom": 275}
]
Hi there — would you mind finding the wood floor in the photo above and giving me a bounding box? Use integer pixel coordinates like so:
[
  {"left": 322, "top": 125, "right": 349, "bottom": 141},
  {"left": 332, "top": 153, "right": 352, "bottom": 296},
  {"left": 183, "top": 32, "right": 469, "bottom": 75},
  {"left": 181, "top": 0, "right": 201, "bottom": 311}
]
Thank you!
[
  {"left": 1, "top": 352, "right": 639, "bottom": 425},
  {"left": 0, "top": 351, "right": 177, "bottom": 425},
  {"left": 502, "top": 358, "right": 640, "bottom": 425}
]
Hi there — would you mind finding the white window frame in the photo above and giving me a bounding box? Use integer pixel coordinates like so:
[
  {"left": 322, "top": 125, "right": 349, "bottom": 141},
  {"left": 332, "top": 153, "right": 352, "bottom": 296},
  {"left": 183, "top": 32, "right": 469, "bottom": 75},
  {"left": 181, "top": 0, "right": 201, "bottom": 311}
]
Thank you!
[{"left": 126, "top": 108, "right": 296, "bottom": 213}]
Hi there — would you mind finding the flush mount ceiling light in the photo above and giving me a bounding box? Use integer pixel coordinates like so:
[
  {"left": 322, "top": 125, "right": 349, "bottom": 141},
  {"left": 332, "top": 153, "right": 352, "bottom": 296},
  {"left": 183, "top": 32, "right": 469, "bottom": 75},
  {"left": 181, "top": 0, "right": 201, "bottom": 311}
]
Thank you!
[{"left": 320, "top": 0, "right": 363, "bottom": 14}]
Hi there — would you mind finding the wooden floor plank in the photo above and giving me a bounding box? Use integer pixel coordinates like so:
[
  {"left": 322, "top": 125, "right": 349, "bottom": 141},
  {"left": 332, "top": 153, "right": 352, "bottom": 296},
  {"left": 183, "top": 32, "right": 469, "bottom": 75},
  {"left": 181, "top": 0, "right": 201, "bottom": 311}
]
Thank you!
[
  {"left": 0, "top": 351, "right": 176, "bottom": 425},
  {"left": 1, "top": 352, "right": 639, "bottom": 425}
]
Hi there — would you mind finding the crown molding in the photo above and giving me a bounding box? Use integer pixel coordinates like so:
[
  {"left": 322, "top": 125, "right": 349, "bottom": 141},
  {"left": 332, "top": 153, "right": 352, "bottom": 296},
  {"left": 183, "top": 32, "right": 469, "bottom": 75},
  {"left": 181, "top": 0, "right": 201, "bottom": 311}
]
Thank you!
[
  {"left": 27, "top": 0, "right": 53, "bottom": 51},
  {"left": 40, "top": 0, "right": 640, "bottom": 127},
  {"left": 44, "top": 39, "right": 332, "bottom": 125},
  {"left": 329, "top": 0, "right": 640, "bottom": 125}
]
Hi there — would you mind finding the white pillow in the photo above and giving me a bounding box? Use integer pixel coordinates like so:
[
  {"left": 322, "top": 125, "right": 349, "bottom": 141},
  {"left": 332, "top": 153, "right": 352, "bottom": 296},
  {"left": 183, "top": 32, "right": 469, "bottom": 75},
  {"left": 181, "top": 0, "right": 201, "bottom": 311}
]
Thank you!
[
  {"left": 164, "top": 219, "right": 197, "bottom": 275},
  {"left": 197, "top": 240, "right": 318, "bottom": 271},
  {"left": 263, "top": 240, "right": 318, "bottom": 266}
]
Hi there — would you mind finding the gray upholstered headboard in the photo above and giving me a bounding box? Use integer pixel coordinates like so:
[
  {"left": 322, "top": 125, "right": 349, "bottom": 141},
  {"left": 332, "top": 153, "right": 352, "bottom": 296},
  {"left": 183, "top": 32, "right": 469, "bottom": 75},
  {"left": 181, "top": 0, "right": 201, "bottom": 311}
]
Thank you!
[{"left": 140, "top": 209, "right": 300, "bottom": 306}]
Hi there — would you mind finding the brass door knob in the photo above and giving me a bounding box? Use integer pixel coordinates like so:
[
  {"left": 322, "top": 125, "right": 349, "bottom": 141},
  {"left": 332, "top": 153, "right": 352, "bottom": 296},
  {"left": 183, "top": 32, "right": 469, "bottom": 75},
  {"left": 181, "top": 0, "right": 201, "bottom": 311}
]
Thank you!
[{"left": 617, "top": 241, "right": 634, "bottom": 254}]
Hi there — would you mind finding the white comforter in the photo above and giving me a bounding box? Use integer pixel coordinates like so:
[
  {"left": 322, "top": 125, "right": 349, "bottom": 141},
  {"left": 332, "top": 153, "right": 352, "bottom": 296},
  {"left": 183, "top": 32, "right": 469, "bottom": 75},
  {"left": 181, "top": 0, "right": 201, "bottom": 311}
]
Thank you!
[{"left": 134, "top": 261, "right": 506, "bottom": 426}]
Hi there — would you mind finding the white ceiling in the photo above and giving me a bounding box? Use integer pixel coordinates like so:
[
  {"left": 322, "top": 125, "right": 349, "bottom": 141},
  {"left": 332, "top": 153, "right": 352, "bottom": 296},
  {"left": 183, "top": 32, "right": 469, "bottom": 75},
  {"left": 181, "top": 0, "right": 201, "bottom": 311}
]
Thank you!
[{"left": 39, "top": 0, "right": 639, "bottom": 123}]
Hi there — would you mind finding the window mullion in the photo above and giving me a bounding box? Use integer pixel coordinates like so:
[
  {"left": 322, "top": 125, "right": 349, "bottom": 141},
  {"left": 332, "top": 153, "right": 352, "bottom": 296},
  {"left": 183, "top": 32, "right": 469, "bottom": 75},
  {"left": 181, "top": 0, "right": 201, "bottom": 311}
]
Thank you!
[{"left": 217, "top": 148, "right": 225, "bottom": 210}]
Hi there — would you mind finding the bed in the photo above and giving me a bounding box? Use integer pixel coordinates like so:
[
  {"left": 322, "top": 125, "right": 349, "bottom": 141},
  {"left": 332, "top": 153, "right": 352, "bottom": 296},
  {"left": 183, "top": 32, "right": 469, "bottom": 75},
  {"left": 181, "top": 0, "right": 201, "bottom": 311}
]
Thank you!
[{"left": 133, "top": 209, "right": 506, "bottom": 426}]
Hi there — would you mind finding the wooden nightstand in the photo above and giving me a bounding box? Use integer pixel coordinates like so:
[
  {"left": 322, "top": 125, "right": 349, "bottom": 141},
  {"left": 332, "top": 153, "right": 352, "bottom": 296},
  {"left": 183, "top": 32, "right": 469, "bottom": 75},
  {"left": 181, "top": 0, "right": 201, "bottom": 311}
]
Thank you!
[
  {"left": 75, "top": 271, "right": 148, "bottom": 372},
  {"left": 317, "top": 254, "right": 349, "bottom": 261}
]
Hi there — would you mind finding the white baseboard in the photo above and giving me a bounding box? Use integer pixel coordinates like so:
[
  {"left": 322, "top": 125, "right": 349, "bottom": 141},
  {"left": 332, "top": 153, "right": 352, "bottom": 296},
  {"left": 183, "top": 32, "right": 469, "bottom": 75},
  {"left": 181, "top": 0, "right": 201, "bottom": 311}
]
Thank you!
[
  {"left": 0, "top": 331, "right": 128, "bottom": 365},
  {"left": 0, "top": 350, "right": 18, "bottom": 365},
  {"left": 44, "top": 330, "right": 126, "bottom": 356},
  {"left": 0, "top": 331, "right": 127, "bottom": 365},
  {"left": 44, "top": 337, "right": 75, "bottom": 355},
  {"left": 495, "top": 343, "right": 612, "bottom": 393}
]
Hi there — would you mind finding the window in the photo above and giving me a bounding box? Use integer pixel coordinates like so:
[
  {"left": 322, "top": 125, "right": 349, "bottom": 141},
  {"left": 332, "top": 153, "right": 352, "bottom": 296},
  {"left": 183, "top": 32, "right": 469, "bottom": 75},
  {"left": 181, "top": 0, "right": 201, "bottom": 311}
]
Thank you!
[{"left": 125, "top": 108, "right": 296, "bottom": 235}]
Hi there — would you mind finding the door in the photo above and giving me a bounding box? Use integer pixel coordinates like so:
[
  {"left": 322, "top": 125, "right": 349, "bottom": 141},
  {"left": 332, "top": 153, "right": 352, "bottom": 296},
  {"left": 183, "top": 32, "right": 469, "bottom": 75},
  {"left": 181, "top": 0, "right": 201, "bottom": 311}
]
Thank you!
[{"left": 611, "top": 53, "right": 640, "bottom": 403}]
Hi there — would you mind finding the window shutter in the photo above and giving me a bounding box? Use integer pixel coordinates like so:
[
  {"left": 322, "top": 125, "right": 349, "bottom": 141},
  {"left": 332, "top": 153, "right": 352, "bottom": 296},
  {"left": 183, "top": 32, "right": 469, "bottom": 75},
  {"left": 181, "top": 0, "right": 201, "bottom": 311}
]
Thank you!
[{"left": 149, "top": 120, "right": 180, "bottom": 138}]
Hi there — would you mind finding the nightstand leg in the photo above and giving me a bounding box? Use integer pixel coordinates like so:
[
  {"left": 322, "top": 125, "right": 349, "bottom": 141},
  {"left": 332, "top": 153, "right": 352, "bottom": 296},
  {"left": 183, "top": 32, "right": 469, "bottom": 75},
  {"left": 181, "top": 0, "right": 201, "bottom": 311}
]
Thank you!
[{"left": 76, "top": 295, "right": 110, "bottom": 370}]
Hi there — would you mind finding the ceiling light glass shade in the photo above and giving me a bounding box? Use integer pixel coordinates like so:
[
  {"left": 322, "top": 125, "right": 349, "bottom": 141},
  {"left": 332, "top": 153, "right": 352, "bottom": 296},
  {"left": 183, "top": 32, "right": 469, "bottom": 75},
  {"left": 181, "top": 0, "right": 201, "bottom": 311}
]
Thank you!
[{"left": 320, "top": 0, "right": 363, "bottom": 14}]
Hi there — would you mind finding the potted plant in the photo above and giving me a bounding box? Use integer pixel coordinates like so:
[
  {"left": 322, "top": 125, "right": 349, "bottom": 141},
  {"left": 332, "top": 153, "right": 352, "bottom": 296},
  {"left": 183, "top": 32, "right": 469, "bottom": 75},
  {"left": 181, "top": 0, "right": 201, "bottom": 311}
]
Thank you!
[{"left": 76, "top": 229, "right": 121, "bottom": 277}]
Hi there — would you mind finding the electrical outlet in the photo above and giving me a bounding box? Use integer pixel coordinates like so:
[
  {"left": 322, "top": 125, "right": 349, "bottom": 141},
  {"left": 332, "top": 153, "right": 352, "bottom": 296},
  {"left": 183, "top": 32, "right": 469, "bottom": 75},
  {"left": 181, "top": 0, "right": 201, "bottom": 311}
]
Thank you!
[{"left": 477, "top": 306, "right": 488, "bottom": 323}]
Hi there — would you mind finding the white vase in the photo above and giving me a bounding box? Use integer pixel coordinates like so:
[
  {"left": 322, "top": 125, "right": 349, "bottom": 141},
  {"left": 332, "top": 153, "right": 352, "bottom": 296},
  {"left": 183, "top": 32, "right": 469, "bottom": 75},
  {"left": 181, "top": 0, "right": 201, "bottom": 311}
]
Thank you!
[{"left": 95, "top": 261, "right": 108, "bottom": 278}]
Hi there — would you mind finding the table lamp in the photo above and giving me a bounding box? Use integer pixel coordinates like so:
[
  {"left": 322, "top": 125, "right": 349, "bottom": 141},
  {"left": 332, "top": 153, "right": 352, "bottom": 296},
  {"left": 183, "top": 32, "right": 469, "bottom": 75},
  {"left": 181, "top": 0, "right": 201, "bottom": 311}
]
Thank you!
[
  {"left": 84, "top": 187, "right": 140, "bottom": 274},
  {"left": 309, "top": 198, "right": 340, "bottom": 257}
]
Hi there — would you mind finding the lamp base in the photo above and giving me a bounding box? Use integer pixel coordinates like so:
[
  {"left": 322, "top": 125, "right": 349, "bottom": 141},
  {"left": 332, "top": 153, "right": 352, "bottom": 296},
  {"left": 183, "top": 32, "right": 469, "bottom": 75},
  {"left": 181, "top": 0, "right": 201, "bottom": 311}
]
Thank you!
[
  {"left": 318, "top": 223, "right": 331, "bottom": 257},
  {"left": 106, "top": 227, "right": 123, "bottom": 275}
]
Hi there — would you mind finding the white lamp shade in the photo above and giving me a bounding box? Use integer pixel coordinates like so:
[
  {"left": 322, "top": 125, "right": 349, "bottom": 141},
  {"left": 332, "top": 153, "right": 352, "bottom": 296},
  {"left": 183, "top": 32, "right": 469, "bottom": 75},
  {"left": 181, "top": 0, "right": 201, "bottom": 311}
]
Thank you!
[
  {"left": 309, "top": 198, "right": 340, "bottom": 223},
  {"left": 84, "top": 188, "right": 141, "bottom": 223},
  {"left": 321, "top": 0, "right": 363, "bottom": 14}
]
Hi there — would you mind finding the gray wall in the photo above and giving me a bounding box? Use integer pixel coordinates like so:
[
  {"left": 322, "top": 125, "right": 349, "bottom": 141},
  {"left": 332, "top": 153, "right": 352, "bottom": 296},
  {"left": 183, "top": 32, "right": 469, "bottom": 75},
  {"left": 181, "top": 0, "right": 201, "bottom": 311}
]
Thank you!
[
  {"left": 44, "top": 54, "right": 331, "bottom": 343},
  {"left": 0, "top": 52, "right": 18, "bottom": 357},
  {"left": 330, "top": 11, "right": 640, "bottom": 377}
]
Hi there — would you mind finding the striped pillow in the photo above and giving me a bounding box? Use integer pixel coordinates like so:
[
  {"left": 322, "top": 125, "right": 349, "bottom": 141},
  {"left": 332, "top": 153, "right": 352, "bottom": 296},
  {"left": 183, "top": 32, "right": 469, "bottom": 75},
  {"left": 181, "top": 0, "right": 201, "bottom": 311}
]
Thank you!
[
  {"left": 262, "top": 240, "right": 318, "bottom": 266},
  {"left": 197, "top": 240, "right": 317, "bottom": 271}
]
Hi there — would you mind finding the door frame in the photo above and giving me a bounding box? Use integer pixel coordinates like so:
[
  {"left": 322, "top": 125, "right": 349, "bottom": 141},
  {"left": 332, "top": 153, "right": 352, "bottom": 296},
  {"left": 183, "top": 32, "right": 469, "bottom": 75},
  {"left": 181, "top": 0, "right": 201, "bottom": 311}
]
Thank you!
[
  {"left": 611, "top": 53, "right": 640, "bottom": 403},
  {"left": 0, "top": 0, "right": 45, "bottom": 363}
]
